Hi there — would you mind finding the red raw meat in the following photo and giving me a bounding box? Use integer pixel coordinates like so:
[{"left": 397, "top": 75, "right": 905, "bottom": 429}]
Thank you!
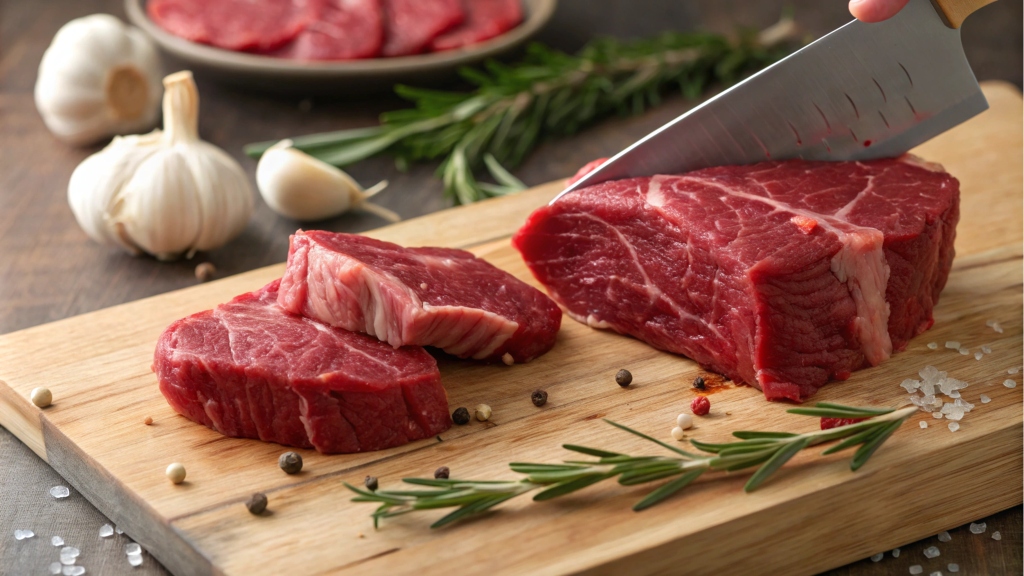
[
  {"left": 277, "top": 231, "right": 562, "bottom": 363},
  {"left": 567, "top": 158, "right": 609, "bottom": 186},
  {"left": 380, "top": 0, "right": 463, "bottom": 56},
  {"left": 148, "top": 0, "right": 321, "bottom": 51},
  {"left": 154, "top": 280, "right": 450, "bottom": 454},
  {"left": 430, "top": 0, "right": 523, "bottom": 52},
  {"left": 271, "top": 0, "right": 384, "bottom": 60},
  {"left": 513, "top": 156, "right": 959, "bottom": 402}
]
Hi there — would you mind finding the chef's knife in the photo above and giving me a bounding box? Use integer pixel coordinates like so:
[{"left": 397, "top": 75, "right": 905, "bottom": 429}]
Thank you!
[{"left": 551, "top": 0, "right": 995, "bottom": 203}]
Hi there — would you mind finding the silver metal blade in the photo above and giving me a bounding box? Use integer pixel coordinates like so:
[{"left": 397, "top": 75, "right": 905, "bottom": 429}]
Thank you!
[{"left": 552, "top": 0, "right": 988, "bottom": 203}]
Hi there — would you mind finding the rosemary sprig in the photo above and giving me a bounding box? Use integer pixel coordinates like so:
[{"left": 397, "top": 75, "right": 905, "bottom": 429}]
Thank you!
[
  {"left": 245, "top": 18, "right": 799, "bottom": 205},
  {"left": 346, "top": 403, "right": 917, "bottom": 528}
]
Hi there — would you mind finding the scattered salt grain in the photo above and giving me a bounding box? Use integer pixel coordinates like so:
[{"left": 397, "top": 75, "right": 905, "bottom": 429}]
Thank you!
[
  {"left": 929, "top": 572, "right": 942, "bottom": 576},
  {"left": 128, "top": 554, "right": 143, "bottom": 567},
  {"left": 948, "top": 390, "right": 961, "bottom": 399},
  {"left": 932, "top": 412, "right": 943, "bottom": 419},
  {"left": 99, "top": 524, "right": 114, "bottom": 538},
  {"left": 980, "top": 394, "right": 991, "bottom": 404},
  {"left": 1009, "top": 367, "right": 1019, "bottom": 375},
  {"left": 115, "top": 526, "right": 123, "bottom": 535},
  {"left": 62, "top": 566, "right": 85, "bottom": 576},
  {"left": 49, "top": 562, "right": 62, "bottom": 575},
  {"left": 60, "top": 546, "right": 80, "bottom": 562},
  {"left": 937, "top": 531, "right": 952, "bottom": 542},
  {"left": 947, "top": 563, "right": 959, "bottom": 573},
  {"left": 958, "top": 347, "right": 970, "bottom": 356},
  {"left": 1003, "top": 379, "right": 1016, "bottom": 388},
  {"left": 14, "top": 529, "right": 34, "bottom": 540},
  {"left": 870, "top": 553, "right": 884, "bottom": 562},
  {"left": 941, "top": 404, "right": 965, "bottom": 420},
  {"left": 975, "top": 351, "right": 984, "bottom": 360},
  {"left": 969, "top": 522, "right": 986, "bottom": 534},
  {"left": 954, "top": 398, "right": 974, "bottom": 410},
  {"left": 901, "top": 379, "right": 921, "bottom": 392},
  {"left": 920, "top": 421, "right": 928, "bottom": 429},
  {"left": 948, "top": 422, "right": 960, "bottom": 432},
  {"left": 992, "top": 531, "right": 1001, "bottom": 540},
  {"left": 981, "top": 345, "right": 992, "bottom": 354},
  {"left": 923, "top": 545, "right": 941, "bottom": 558},
  {"left": 910, "top": 566, "right": 923, "bottom": 575},
  {"left": 892, "top": 548, "right": 901, "bottom": 558},
  {"left": 944, "top": 341, "right": 960, "bottom": 350},
  {"left": 927, "top": 342, "right": 938, "bottom": 349},
  {"left": 125, "top": 543, "right": 141, "bottom": 556},
  {"left": 52, "top": 536, "right": 63, "bottom": 546},
  {"left": 50, "top": 486, "right": 70, "bottom": 498}
]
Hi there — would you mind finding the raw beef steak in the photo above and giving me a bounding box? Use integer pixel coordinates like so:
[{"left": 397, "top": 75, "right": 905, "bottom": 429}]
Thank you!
[
  {"left": 269, "top": 0, "right": 384, "bottom": 60},
  {"left": 154, "top": 280, "right": 450, "bottom": 454},
  {"left": 430, "top": 0, "right": 522, "bottom": 52},
  {"left": 277, "top": 231, "right": 562, "bottom": 362},
  {"left": 380, "top": 0, "right": 463, "bottom": 56},
  {"left": 148, "top": 0, "right": 320, "bottom": 51},
  {"left": 513, "top": 157, "right": 959, "bottom": 401}
]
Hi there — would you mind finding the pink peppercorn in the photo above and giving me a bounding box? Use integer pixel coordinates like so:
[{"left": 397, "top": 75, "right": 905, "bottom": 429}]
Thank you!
[{"left": 690, "top": 396, "right": 710, "bottom": 416}]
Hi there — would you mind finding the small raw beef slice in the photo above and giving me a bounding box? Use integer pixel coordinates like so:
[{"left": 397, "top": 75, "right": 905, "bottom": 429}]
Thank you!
[
  {"left": 513, "top": 157, "right": 959, "bottom": 402},
  {"left": 380, "top": 0, "right": 463, "bottom": 56},
  {"left": 430, "top": 0, "right": 522, "bottom": 52},
  {"left": 277, "top": 231, "right": 562, "bottom": 362},
  {"left": 271, "top": 0, "right": 384, "bottom": 60},
  {"left": 154, "top": 280, "right": 450, "bottom": 454},
  {"left": 148, "top": 0, "right": 320, "bottom": 51}
]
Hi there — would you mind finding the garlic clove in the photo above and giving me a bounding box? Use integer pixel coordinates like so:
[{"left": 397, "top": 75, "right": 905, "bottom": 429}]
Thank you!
[{"left": 256, "top": 140, "right": 399, "bottom": 222}]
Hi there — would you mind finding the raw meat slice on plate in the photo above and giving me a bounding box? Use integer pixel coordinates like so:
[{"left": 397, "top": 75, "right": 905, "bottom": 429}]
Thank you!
[
  {"left": 154, "top": 280, "right": 449, "bottom": 454},
  {"left": 513, "top": 156, "right": 959, "bottom": 401},
  {"left": 278, "top": 231, "right": 563, "bottom": 363},
  {"left": 380, "top": 0, "right": 464, "bottom": 56},
  {"left": 269, "top": 0, "right": 384, "bottom": 60},
  {"left": 147, "top": 0, "right": 321, "bottom": 52},
  {"left": 430, "top": 0, "right": 523, "bottom": 52}
]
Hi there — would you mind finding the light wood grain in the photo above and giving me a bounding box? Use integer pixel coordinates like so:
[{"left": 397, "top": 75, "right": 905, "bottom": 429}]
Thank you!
[
  {"left": 933, "top": 0, "right": 998, "bottom": 28},
  {"left": 0, "top": 82, "right": 1020, "bottom": 576}
]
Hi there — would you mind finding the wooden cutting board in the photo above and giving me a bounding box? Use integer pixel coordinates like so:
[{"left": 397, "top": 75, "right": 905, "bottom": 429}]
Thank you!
[{"left": 1, "top": 82, "right": 1021, "bottom": 576}]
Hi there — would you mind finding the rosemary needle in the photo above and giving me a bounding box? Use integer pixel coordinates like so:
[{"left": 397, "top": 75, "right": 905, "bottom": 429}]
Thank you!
[
  {"left": 346, "top": 403, "right": 917, "bottom": 528},
  {"left": 246, "top": 18, "right": 799, "bottom": 205}
]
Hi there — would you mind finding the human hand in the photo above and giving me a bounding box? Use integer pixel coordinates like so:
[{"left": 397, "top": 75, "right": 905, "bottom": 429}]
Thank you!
[{"left": 849, "top": 0, "right": 911, "bottom": 22}]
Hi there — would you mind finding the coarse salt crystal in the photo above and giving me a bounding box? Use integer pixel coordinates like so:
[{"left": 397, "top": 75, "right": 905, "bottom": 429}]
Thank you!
[
  {"left": 125, "top": 543, "right": 142, "bottom": 555},
  {"left": 99, "top": 524, "right": 114, "bottom": 538},
  {"left": 14, "top": 529, "right": 34, "bottom": 540},
  {"left": 954, "top": 398, "right": 974, "bottom": 410},
  {"left": 60, "top": 546, "right": 79, "bottom": 561},
  {"left": 927, "top": 342, "right": 938, "bottom": 349},
  {"left": 992, "top": 531, "right": 1001, "bottom": 540},
  {"left": 929, "top": 572, "right": 942, "bottom": 576},
  {"left": 920, "top": 365, "right": 940, "bottom": 380},
  {"left": 986, "top": 319, "right": 997, "bottom": 327},
  {"left": 975, "top": 351, "right": 984, "bottom": 360},
  {"left": 993, "top": 323, "right": 1004, "bottom": 333},
  {"left": 870, "top": 553, "right": 884, "bottom": 562},
  {"left": 910, "top": 566, "right": 923, "bottom": 575},
  {"left": 49, "top": 562, "right": 61, "bottom": 575},
  {"left": 980, "top": 394, "right": 991, "bottom": 403},
  {"left": 50, "top": 486, "right": 70, "bottom": 498},
  {"left": 948, "top": 421, "right": 960, "bottom": 432},
  {"left": 923, "top": 545, "right": 941, "bottom": 558},
  {"left": 920, "top": 421, "right": 928, "bottom": 429},
  {"left": 947, "top": 564, "right": 959, "bottom": 573},
  {"left": 937, "top": 531, "right": 952, "bottom": 542},
  {"left": 948, "top": 390, "right": 961, "bottom": 399},
  {"left": 52, "top": 536, "right": 63, "bottom": 546},
  {"left": 115, "top": 526, "right": 123, "bottom": 535},
  {"left": 1009, "top": 367, "right": 1020, "bottom": 375},
  {"left": 1003, "top": 379, "right": 1016, "bottom": 388},
  {"left": 969, "top": 522, "right": 986, "bottom": 534},
  {"left": 892, "top": 548, "right": 901, "bottom": 558},
  {"left": 901, "top": 379, "right": 921, "bottom": 392},
  {"left": 62, "top": 567, "right": 85, "bottom": 576},
  {"left": 944, "top": 341, "right": 960, "bottom": 350},
  {"left": 981, "top": 345, "right": 992, "bottom": 354},
  {"left": 959, "top": 347, "right": 970, "bottom": 355},
  {"left": 128, "top": 554, "right": 144, "bottom": 567}
]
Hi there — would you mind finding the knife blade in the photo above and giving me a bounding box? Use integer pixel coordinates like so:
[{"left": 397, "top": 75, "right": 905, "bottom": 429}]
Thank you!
[{"left": 551, "top": 0, "right": 990, "bottom": 203}]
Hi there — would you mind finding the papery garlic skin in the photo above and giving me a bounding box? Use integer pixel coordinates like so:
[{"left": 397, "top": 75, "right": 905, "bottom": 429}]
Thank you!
[
  {"left": 35, "top": 14, "right": 162, "bottom": 145},
  {"left": 257, "top": 140, "right": 398, "bottom": 222},
  {"left": 68, "top": 71, "right": 254, "bottom": 261}
]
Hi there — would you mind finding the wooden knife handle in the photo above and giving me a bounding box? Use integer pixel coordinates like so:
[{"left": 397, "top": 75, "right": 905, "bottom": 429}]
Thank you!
[{"left": 930, "top": 0, "right": 997, "bottom": 28}]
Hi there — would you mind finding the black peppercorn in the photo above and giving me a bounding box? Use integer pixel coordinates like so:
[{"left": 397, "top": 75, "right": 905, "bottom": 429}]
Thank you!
[
  {"left": 615, "top": 369, "right": 632, "bottom": 387},
  {"left": 278, "top": 451, "right": 303, "bottom": 474},
  {"left": 434, "top": 466, "right": 450, "bottom": 479},
  {"left": 246, "top": 492, "right": 267, "bottom": 515},
  {"left": 364, "top": 475, "right": 378, "bottom": 491},
  {"left": 693, "top": 376, "right": 706, "bottom": 390},
  {"left": 452, "top": 406, "right": 471, "bottom": 425},
  {"left": 531, "top": 389, "right": 548, "bottom": 407}
]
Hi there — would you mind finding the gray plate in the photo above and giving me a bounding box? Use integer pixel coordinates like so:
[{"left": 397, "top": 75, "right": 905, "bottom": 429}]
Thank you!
[{"left": 125, "top": 0, "right": 557, "bottom": 94}]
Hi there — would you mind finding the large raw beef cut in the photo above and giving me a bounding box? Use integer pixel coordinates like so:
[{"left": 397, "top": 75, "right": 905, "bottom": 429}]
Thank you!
[
  {"left": 147, "top": 0, "right": 320, "bottom": 51},
  {"left": 154, "top": 280, "right": 450, "bottom": 454},
  {"left": 270, "top": 0, "right": 384, "bottom": 60},
  {"left": 277, "top": 231, "right": 562, "bottom": 363},
  {"left": 513, "top": 156, "right": 960, "bottom": 401},
  {"left": 430, "top": 0, "right": 523, "bottom": 52},
  {"left": 380, "top": 0, "right": 463, "bottom": 56}
]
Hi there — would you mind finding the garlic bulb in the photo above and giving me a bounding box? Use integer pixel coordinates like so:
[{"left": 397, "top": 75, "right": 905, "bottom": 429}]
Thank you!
[
  {"left": 68, "top": 71, "right": 254, "bottom": 261},
  {"left": 256, "top": 140, "right": 399, "bottom": 222},
  {"left": 35, "top": 14, "right": 162, "bottom": 145}
]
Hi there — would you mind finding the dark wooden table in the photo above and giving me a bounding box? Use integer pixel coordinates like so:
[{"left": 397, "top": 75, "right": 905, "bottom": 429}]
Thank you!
[{"left": 1, "top": 1, "right": 1020, "bottom": 574}]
